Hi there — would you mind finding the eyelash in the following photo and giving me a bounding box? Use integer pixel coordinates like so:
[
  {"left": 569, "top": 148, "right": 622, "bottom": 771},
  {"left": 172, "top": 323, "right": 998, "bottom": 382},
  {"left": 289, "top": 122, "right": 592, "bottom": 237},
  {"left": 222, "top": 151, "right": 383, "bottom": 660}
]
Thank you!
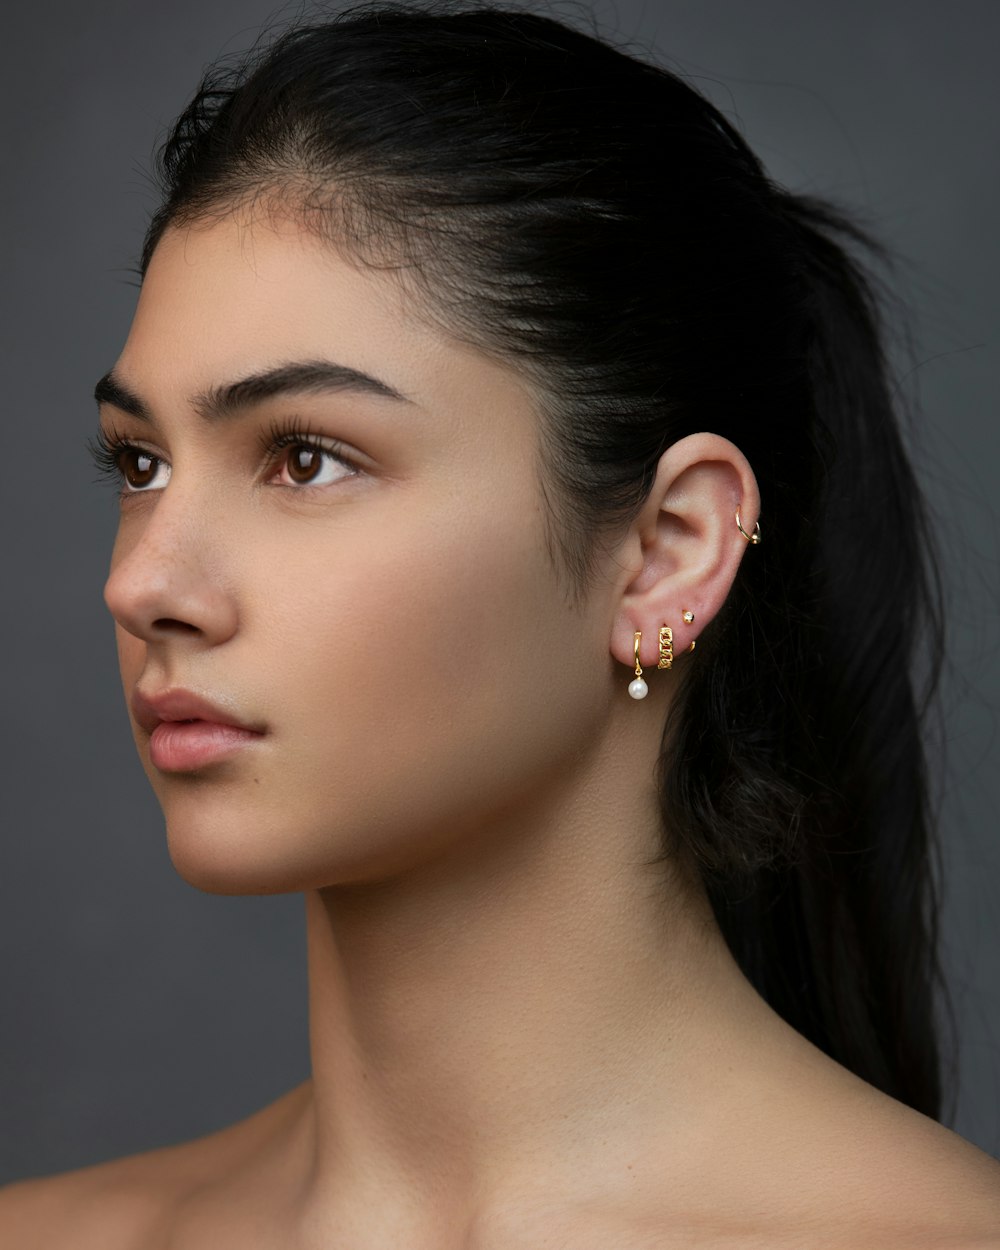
[{"left": 88, "top": 417, "right": 360, "bottom": 494}]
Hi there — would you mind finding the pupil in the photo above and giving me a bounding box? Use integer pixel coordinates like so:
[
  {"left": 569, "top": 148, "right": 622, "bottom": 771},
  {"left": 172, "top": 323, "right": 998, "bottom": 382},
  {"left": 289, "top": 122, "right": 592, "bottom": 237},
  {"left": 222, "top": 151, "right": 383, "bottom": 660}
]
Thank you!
[{"left": 289, "top": 446, "right": 319, "bottom": 482}]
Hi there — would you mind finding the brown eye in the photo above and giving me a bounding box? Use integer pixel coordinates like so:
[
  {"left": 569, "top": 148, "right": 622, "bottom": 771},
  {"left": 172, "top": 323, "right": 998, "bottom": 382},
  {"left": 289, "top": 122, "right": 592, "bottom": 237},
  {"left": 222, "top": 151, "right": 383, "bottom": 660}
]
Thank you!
[
  {"left": 122, "top": 448, "right": 168, "bottom": 491},
  {"left": 270, "top": 438, "right": 357, "bottom": 488},
  {"left": 286, "top": 444, "right": 323, "bottom": 484}
]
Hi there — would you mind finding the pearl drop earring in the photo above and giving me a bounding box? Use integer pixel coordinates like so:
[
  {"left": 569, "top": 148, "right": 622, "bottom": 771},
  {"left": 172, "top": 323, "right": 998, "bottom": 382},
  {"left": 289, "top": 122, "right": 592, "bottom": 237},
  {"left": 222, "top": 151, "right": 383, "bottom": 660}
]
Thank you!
[{"left": 628, "top": 631, "right": 648, "bottom": 699}]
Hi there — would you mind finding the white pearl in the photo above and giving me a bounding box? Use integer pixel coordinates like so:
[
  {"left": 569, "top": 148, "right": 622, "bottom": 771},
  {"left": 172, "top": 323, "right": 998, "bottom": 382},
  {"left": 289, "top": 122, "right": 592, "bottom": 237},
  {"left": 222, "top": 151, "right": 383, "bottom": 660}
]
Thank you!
[{"left": 628, "top": 677, "right": 648, "bottom": 700}]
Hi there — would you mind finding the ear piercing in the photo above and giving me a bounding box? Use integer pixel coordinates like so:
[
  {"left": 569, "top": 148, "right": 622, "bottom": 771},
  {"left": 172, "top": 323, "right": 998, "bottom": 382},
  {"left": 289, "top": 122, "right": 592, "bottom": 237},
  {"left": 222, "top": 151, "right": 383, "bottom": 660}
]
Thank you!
[
  {"left": 629, "top": 631, "right": 648, "bottom": 700},
  {"left": 628, "top": 611, "right": 696, "bottom": 698},
  {"left": 628, "top": 507, "right": 760, "bottom": 696},
  {"left": 735, "top": 506, "right": 761, "bottom": 544}
]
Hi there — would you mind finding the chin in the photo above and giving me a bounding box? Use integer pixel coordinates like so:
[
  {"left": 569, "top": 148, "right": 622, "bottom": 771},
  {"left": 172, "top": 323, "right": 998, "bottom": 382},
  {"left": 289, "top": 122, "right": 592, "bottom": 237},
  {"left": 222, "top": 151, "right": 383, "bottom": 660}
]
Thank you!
[
  {"left": 158, "top": 797, "right": 419, "bottom": 896},
  {"left": 157, "top": 791, "right": 315, "bottom": 895},
  {"left": 165, "top": 826, "right": 305, "bottom": 895}
]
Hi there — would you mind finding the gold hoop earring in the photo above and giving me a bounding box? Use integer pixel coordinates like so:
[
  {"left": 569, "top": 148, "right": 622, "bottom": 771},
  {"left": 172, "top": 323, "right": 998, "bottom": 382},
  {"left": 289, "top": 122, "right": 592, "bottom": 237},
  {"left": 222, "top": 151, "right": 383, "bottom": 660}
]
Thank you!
[
  {"left": 657, "top": 625, "right": 673, "bottom": 669},
  {"left": 628, "top": 631, "right": 648, "bottom": 699},
  {"left": 735, "top": 506, "right": 761, "bottom": 544}
]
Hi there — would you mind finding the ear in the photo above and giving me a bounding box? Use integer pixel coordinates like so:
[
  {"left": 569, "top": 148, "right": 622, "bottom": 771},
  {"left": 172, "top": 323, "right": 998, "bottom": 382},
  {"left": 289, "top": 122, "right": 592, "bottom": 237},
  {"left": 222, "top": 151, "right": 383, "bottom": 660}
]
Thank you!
[{"left": 609, "top": 432, "right": 761, "bottom": 672}]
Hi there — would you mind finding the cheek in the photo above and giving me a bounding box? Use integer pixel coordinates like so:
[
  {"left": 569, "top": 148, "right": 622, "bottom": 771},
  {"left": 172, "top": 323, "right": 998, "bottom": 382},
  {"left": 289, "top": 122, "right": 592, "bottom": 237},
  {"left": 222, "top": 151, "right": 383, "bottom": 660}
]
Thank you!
[
  {"left": 294, "top": 500, "right": 571, "bottom": 770},
  {"left": 176, "top": 494, "right": 602, "bottom": 891}
]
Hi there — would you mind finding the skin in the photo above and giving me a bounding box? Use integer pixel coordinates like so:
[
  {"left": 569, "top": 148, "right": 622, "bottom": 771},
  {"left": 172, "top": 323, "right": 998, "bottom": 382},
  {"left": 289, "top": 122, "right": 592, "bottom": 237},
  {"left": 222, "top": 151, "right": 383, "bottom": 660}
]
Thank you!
[{"left": 2, "top": 207, "right": 999, "bottom": 1249}]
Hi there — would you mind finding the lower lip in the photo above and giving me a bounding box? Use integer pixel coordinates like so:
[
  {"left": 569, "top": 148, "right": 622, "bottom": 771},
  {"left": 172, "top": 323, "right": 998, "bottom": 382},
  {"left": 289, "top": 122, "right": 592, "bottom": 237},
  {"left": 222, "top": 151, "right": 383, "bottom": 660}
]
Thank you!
[{"left": 149, "top": 721, "right": 264, "bottom": 772}]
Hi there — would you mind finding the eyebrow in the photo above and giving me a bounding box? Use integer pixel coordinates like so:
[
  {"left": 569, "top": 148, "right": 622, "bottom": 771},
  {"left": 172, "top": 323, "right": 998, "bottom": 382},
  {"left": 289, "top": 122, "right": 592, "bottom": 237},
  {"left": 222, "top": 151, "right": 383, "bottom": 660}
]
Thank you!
[{"left": 93, "top": 360, "right": 414, "bottom": 422}]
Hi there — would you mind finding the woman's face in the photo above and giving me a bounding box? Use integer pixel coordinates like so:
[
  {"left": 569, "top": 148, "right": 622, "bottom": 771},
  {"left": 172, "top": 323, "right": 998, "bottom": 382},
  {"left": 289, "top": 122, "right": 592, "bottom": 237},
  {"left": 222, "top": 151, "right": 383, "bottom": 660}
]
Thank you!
[{"left": 100, "top": 209, "right": 614, "bottom": 893}]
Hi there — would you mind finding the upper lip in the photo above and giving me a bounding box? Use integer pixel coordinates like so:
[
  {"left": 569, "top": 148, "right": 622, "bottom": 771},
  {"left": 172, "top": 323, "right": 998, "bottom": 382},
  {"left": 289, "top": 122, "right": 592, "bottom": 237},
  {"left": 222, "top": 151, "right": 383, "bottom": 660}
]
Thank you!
[{"left": 131, "top": 687, "right": 265, "bottom": 736}]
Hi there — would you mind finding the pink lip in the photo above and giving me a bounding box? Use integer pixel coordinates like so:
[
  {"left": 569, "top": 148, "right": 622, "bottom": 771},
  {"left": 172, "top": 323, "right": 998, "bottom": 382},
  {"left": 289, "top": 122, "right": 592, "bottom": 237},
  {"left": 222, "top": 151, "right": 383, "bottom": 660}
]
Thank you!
[{"left": 131, "top": 688, "right": 265, "bottom": 773}]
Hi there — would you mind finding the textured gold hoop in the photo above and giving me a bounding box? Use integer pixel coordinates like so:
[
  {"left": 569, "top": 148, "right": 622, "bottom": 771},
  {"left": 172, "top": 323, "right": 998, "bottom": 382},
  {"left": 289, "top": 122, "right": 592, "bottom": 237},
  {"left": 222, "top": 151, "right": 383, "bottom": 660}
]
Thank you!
[
  {"left": 657, "top": 625, "right": 673, "bottom": 669},
  {"left": 735, "top": 507, "right": 761, "bottom": 544}
]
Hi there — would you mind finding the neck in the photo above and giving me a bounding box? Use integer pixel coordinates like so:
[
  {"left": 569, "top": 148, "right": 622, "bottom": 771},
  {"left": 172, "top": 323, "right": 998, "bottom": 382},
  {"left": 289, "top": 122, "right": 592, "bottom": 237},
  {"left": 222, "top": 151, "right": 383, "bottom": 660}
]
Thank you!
[{"left": 289, "top": 719, "right": 775, "bottom": 1239}]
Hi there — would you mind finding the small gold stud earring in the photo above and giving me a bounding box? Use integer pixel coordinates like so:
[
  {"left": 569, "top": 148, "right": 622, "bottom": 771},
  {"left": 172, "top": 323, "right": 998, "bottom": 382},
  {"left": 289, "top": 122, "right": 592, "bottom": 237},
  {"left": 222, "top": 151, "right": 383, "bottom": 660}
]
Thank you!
[{"left": 682, "top": 610, "right": 695, "bottom": 624}]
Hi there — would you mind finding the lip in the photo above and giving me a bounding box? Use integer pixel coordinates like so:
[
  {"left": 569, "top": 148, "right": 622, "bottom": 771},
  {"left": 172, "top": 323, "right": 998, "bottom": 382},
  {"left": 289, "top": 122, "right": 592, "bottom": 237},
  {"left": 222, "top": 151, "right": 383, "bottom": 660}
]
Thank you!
[{"left": 131, "top": 687, "right": 266, "bottom": 773}]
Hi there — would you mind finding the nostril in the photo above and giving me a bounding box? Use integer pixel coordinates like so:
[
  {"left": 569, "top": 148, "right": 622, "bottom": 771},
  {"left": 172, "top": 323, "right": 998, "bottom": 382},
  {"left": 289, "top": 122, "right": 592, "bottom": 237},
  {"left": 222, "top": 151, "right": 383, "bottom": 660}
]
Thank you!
[{"left": 151, "top": 618, "right": 202, "bottom": 635}]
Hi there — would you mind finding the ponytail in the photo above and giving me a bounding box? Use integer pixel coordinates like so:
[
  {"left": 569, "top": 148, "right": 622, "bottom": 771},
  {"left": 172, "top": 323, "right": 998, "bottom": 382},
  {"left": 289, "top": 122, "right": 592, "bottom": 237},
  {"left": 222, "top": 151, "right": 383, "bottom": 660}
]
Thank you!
[{"left": 661, "top": 190, "right": 950, "bottom": 1119}]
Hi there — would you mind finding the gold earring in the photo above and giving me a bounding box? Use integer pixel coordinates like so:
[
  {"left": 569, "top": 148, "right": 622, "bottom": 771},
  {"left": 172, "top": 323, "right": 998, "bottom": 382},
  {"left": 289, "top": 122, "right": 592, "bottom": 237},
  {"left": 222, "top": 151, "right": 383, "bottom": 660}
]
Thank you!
[
  {"left": 680, "top": 609, "right": 696, "bottom": 653},
  {"left": 736, "top": 507, "right": 761, "bottom": 544},
  {"left": 657, "top": 625, "right": 673, "bottom": 669},
  {"left": 628, "top": 631, "right": 648, "bottom": 699}
]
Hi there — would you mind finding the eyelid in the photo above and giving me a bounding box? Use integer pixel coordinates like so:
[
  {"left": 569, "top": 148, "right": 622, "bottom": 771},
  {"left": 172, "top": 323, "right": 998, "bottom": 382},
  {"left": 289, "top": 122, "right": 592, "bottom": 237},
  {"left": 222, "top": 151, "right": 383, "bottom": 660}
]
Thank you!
[
  {"left": 256, "top": 415, "right": 348, "bottom": 454},
  {"left": 90, "top": 422, "right": 163, "bottom": 461}
]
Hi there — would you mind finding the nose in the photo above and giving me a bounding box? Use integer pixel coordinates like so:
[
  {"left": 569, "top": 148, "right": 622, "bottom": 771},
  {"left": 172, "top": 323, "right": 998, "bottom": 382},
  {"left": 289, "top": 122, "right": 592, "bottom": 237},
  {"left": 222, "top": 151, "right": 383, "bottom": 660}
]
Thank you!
[{"left": 103, "top": 492, "right": 239, "bottom": 647}]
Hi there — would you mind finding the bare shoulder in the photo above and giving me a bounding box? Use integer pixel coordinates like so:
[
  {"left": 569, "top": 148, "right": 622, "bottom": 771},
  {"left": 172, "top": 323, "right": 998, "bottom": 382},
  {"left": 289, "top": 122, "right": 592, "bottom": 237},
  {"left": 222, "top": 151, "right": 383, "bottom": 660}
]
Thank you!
[
  {"left": 848, "top": 1095, "right": 1000, "bottom": 1245},
  {"left": 613, "top": 1045, "right": 1000, "bottom": 1250},
  {"left": 0, "top": 1081, "right": 310, "bottom": 1250},
  {"left": 0, "top": 1161, "right": 170, "bottom": 1250},
  {"left": 735, "top": 1067, "right": 1000, "bottom": 1248}
]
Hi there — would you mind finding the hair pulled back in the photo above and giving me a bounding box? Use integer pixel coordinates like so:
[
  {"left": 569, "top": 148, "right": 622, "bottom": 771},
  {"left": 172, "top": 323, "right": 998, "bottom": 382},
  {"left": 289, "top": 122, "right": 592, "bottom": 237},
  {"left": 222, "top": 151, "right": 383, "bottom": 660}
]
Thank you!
[{"left": 142, "top": 1, "right": 950, "bottom": 1121}]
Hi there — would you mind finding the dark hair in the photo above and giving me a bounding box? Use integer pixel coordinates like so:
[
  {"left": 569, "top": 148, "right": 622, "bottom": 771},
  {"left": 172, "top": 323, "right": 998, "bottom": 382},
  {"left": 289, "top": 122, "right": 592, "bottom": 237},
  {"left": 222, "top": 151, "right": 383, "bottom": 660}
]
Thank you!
[{"left": 142, "top": 1, "right": 951, "bottom": 1121}]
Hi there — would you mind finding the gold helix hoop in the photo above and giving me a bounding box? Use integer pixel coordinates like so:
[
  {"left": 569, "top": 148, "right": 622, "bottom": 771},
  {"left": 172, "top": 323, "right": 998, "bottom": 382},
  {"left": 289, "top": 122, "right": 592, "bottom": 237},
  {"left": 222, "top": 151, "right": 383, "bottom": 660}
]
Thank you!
[{"left": 736, "top": 506, "right": 761, "bottom": 544}]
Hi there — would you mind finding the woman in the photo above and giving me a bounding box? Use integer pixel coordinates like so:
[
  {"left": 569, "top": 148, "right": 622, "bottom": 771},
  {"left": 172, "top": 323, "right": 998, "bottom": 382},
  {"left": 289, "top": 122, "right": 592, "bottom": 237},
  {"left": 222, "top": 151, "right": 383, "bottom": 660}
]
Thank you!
[{"left": 3, "top": 2, "right": 998, "bottom": 1244}]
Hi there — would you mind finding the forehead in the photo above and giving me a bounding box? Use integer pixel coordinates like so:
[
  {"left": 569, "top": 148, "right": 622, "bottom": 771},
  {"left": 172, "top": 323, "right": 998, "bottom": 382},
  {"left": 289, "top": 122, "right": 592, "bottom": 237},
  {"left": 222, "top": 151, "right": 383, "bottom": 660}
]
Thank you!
[{"left": 122, "top": 210, "right": 536, "bottom": 424}]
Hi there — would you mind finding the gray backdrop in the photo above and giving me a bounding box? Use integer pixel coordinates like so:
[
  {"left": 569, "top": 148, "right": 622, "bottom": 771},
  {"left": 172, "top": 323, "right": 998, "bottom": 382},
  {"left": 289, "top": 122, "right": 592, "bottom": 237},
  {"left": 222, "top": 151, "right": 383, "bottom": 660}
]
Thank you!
[{"left": 2, "top": 0, "right": 997, "bottom": 1182}]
